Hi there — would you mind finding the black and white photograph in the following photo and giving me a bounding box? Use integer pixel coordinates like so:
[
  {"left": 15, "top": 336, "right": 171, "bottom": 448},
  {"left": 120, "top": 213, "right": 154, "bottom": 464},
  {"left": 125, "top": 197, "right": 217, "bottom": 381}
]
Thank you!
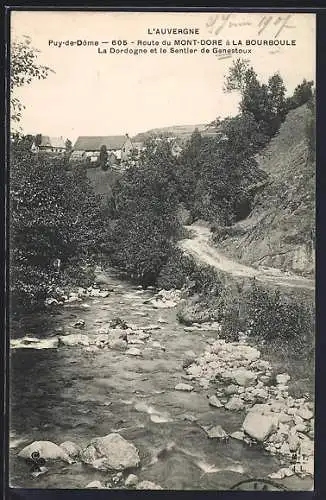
[{"left": 8, "top": 10, "right": 315, "bottom": 491}]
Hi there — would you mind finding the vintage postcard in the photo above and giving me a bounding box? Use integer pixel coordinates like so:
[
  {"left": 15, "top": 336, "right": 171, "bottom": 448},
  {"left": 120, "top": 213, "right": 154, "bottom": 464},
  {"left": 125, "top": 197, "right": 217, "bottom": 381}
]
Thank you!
[{"left": 9, "top": 10, "right": 315, "bottom": 491}]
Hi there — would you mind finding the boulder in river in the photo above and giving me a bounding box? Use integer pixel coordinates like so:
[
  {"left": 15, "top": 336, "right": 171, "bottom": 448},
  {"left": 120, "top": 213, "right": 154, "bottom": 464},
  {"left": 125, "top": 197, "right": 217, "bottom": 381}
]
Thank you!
[
  {"left": 80, "top": 433, "right": 140, "bottom": 471},
  {"left": 208, "top": 395, "right": 224, "bottom": 408},
  {"left": 230, "top": 431, "right": 246, "bottom": 441},
  {"left": 126, "top": 347, "right": 141, "bottom": 356},
  {"left": 225, "top": 397, "right": 245, "bottom": 411},
  {"left": 86, "top": 480, "right": 104, "bottom": 488},
  {"left": 174, "top": 383, "right": 194, "bottom": 392},
  {"left": 71, "top": 319, "right": 86, "bottom": 329},
  {"left": 18, "top": 441, "right": 73, "bottom": 463},
  {"left": 58, "top": 334, "right": 90, "bottom": 347},
  {"left": 202, "top": 425, "right": 228, "bottom": 440},
  {"left": 182, "top": 350, "right": 197, "bottom": 368},
  {"left": 136, "top": 480, "right": 163, "bottom": 490},
  {"left": 243, "top": 412, "right": 277, "bottom": 442},
  {"left": 125, "top": 474, "right": 138, "bottom": 487},
  {"left": 59, "top": 441, "right": 81, "bottom": 459}
]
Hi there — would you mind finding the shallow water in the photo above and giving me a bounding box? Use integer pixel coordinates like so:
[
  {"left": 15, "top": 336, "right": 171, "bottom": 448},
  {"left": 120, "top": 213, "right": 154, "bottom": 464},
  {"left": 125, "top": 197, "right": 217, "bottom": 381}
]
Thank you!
[{"left": 9, "top": 269, "right": 313, "bottom": 490}]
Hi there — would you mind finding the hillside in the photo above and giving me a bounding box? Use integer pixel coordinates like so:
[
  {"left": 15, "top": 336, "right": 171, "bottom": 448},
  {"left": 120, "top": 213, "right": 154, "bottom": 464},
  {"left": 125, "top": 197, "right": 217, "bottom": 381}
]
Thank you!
[
  {"left": 215, "top": 105, "right": 315, "bottom": 277},
  {"left": 133, "top": 123, "right": 218, "bottom": 143}
]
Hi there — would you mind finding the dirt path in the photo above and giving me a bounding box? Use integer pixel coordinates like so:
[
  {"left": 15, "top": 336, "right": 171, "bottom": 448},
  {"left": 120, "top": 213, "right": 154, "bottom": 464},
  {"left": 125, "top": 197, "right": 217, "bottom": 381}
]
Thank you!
[{"left": 179, "top": 225, "right": 315, "bottom": 291}]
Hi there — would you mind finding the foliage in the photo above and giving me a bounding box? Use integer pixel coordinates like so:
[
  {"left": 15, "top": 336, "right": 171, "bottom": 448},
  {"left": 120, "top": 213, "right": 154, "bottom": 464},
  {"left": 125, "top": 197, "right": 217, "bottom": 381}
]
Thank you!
[
  {"left": 175, "top": 129, "right": 203, "bottom": 206},
  {"left": 306, "top": 91, "right": 316, "bottom": 161},
  {"left": 11, "top": 35, "right": 54, "bottom": 123},
  {"left": 186, "top": 113, "right": 267, "bottom": 224},
  {"left": 157, "top": 248, "right": 196, "bottom": 290},
  {"left": 99, "top": 144, "right": 109, "bottom": 171},
  {"left": 224, "top": 58, "right": 287, "bottom": 137},
  {"left": 108, "top": 138, "right": 181, "bottom": 286},
  {"left": 243, "top": 283, "right": 315, "bottom": 348},
  {"left": 286, "top": 79, "right": 314, "bottom": 111},
  {"left": 10, "top": 138, "right": 107, "bottom": 312}
]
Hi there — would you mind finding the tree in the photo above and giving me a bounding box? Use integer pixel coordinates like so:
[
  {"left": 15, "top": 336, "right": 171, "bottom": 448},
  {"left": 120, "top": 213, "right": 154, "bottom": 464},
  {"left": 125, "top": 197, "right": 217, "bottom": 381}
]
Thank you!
[
  {"left": 286, "top": 79, "right": 314, "bottom": 110},
  {"left": 109, "top": 138, "right": 181, "bottom": 285},
  {"left": 175, "top": 129, "right": 202, "bottom": 205},
  {"left": 99, "top": 144, "right": 108, "bottom": 170},
  {"left": 10, "top": 35, "right": 54, "bottom": 123},
  {"left": 65, "top": 138, "right": 72, "bottom": 153},
  {"left": 10, "top": 140, "right": 106, "bottom": 311},
  {"left": 224, "top": 58, "right": 250, "bottom": 93},
  {"left": 225, "top": 60, "right": 287, "bottom": 138},
  {"left": 35, "top": 134, "right": 42, "bottom": 147}
]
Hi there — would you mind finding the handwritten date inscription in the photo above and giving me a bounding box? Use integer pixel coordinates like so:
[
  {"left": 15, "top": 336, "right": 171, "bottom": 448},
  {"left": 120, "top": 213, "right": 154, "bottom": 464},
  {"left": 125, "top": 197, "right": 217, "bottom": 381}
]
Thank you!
[{"left": 206, "top": 13, "right": 295, "bottom": 39}]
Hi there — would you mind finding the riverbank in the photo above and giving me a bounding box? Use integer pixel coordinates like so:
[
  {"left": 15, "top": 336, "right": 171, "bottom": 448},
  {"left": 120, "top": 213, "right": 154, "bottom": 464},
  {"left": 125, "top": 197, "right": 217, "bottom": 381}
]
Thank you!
[{"left": 9, "top": 267, "right": 314, "bottom": 490}]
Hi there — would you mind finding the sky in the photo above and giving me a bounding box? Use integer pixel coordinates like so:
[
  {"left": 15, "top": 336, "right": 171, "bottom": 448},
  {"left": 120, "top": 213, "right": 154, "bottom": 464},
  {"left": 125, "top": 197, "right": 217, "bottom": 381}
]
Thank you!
[{"left": 11, "top": 11, "right": 316, "bottom": 142}]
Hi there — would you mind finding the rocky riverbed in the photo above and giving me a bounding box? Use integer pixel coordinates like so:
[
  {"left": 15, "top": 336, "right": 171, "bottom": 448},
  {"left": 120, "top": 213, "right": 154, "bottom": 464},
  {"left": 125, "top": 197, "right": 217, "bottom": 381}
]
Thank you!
[{"left": 9, "top": 268, "right": 314, "bottom": 490}]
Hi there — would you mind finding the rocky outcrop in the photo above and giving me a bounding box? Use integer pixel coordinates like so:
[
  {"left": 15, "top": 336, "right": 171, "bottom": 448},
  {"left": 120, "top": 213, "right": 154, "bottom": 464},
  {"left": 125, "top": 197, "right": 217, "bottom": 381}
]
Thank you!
[{"left": 216, "top": 105, "right": 315, "bottom": 276}]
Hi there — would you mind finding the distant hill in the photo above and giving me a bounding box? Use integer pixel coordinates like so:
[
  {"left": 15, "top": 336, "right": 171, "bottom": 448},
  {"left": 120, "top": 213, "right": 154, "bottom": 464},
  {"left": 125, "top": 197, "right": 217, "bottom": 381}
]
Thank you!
[
  {"left": 133, "top": 123, "right": 218, "bottom": 143},
  {"left": 216, "top": 104, "right": 315, "bottom": 277}
]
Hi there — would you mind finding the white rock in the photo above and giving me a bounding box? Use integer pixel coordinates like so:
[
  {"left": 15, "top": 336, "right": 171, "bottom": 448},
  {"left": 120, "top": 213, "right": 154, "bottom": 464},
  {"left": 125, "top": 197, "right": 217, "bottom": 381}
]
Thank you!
[
  {"left": 202, "top": 425, "right": 228, "bottom": 439},
  {"left": 230, "top": 431, "right": 245, "bottom": 441},
  {"left": 80, "top": 433, "right": 140, "bottom": 471},
  {"left": 126, "top": 347, "right": 141, "bottom": 356},
  {"left": 208, "top": 395, "right": 224, "bottom": 408},
  {"left": 269, "top": 467, "right": 293, "bottom": 480},
  {"left": 297, "top": 408, "right": 314, "bottom": 421},
  {"left": 125, "top": 474, "right": 138, "bottom": 487},
  {"left": 58, "top": 334, "right": 89, "bottom": 347},
  {"left": 18, "top": 441, "right": 73, "bottom": 463},
  {"left": 175, "top": 383, "right": 194, "bottom": 392},
  {"left": 136, "top": 481, "right": 163, "bottom": 490},
  {"left": 86, "top": 481, "right": 103, "bottom": 489},
  {"left": 225, "top": 397, "right": 245, "bottom": 411},
  {"left": 243, "top": 413, "right": 277, "bottom": 442},
  {"left": 233, "top": 369, "right": 257, "bottom": 387},
  {"left": 276, "top": 373, "right": 291, "bottom": 385},
  {"left": 187, "top": 365, "right": 202, "bottom": 377},
  {"left": 59, "top": 441, "right": 81, "bottom": 459}
]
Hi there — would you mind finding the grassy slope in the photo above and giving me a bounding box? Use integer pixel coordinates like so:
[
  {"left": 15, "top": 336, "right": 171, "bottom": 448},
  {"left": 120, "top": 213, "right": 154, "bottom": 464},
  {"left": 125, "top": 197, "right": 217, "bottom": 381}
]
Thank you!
[
  {"left": 133, "top": 123, "right": 216, "bottom": 143},
  {"left": 217, "top": 105, "right": 315, "bottom": 277}
]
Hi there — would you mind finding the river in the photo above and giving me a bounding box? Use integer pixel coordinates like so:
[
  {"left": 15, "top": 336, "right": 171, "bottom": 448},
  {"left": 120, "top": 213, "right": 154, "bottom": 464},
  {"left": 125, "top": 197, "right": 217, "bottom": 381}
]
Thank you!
[{"left": 9, "top": 268, "right": 313, "bottom": 490}]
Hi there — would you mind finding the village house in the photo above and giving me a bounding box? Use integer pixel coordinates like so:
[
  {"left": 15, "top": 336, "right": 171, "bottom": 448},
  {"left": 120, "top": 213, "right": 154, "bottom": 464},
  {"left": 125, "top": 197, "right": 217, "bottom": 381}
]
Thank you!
[
  {"left": 73, "top": 134, "right": 134, "bottom": 166},
  {"left": 31, "top": 135, "right": 66, "bottom": 153}
]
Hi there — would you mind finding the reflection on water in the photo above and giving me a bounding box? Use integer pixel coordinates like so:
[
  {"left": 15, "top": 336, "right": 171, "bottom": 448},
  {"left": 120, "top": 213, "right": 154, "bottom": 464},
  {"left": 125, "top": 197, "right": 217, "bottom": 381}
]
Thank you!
[{"left": 9, "top": 270, "right": 313, "bottom": 490}]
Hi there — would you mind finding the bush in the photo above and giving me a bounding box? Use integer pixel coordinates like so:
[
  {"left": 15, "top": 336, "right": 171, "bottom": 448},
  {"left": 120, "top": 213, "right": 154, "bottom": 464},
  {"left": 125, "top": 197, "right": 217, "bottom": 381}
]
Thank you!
[
  {"left": 109, "top": 139, "right": 182, "bottom": 286},
  {"left": 244, "top": 283, "right": 315, "bottom": 348},
  {"left": 10, "top": 140, "right": 107, "bottom": 312},
  {"left": 157, "top": 248, "right": 196, "bottom": 290}
]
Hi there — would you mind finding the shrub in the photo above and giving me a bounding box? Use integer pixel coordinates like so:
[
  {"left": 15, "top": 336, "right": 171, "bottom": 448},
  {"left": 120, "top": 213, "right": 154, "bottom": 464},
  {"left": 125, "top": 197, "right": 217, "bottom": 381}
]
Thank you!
[
  {"left": 244, "top": 283, "right": 315, "bottom": 348},
  {"left": 10, "top": 140, "right": 107, "bottom": 312},
  {"left": 109, "top": 138, "right": 181, "bottom": 286},
  {"left": 157, "top": 248, "right": 196, "bottom": 290}
]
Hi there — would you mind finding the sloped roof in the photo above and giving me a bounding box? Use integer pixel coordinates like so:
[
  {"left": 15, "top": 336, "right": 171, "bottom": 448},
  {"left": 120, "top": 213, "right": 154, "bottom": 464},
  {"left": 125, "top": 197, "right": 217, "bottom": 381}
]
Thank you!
[
  {"left": 40, "top": 136, "right": 66, "bottom": 148},
  {"left": 74, "top": 136, "right": 128, "bottom": 151}
]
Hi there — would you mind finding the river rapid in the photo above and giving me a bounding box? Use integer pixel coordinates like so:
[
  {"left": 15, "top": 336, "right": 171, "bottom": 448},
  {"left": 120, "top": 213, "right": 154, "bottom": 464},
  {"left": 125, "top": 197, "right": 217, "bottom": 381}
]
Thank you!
[{"left": 9, "top": 268, "right": 313, "bottom": 490}]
